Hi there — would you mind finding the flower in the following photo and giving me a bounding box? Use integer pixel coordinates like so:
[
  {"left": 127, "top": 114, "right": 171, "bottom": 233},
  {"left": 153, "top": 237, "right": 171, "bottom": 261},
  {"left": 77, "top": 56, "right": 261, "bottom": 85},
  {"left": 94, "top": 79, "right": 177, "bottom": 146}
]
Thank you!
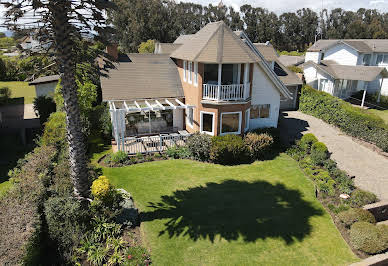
[{"left": 127, "top": 255, "right": 132, "bottom": 260}]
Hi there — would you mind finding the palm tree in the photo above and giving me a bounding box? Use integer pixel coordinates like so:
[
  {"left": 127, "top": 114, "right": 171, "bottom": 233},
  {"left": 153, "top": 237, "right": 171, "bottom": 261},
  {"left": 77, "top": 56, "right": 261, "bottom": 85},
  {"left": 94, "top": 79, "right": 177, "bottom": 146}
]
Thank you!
[{"left": 3, "top": 0, "right": 115, "bottom": 199}]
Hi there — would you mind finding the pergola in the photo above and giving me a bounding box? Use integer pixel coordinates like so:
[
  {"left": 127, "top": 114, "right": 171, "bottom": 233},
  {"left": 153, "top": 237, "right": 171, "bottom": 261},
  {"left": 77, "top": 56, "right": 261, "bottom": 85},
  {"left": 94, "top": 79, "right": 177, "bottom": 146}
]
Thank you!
[{"left": 108, "top": 98, "right": 195, "bottom": 152}]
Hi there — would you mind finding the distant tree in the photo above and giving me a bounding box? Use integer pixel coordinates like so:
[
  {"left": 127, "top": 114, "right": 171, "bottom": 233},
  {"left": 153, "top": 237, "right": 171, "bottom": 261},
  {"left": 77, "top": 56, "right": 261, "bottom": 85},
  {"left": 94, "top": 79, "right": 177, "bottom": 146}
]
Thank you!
[
  {"left": 138, "top": 39, "right": 155, "bottom": 53},
  {"left": 0, "top": 32, "right": 5, "bottom": 38}
]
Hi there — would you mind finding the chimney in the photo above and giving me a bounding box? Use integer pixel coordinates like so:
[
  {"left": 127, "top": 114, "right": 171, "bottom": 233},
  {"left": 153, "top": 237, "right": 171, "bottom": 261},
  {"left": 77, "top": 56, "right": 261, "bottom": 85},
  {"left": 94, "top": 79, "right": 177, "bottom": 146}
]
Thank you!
[{"left": 106, "top": 44, "right": 118, "bottom": 60}]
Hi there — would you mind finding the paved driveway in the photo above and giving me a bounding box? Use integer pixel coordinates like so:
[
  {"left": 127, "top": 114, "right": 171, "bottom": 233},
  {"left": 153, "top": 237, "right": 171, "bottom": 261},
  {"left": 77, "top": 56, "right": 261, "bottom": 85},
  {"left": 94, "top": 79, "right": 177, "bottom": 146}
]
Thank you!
[{"left": 279, "top": 111, "right": 388, "bottom": 201}]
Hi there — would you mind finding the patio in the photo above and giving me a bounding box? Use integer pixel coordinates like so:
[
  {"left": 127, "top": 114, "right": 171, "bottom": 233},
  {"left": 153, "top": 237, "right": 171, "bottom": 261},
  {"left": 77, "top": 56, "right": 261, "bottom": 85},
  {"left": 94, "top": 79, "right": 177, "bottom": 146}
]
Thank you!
[{"left": 108, "top": 98, "right": 195, "bottom": 154}]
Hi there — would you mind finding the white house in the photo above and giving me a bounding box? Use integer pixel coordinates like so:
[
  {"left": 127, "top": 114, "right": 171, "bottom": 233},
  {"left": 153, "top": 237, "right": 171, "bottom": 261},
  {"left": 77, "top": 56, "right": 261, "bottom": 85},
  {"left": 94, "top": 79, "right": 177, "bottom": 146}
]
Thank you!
[{"left": 304, "top": 39, "right": 388, "bottom": 104}]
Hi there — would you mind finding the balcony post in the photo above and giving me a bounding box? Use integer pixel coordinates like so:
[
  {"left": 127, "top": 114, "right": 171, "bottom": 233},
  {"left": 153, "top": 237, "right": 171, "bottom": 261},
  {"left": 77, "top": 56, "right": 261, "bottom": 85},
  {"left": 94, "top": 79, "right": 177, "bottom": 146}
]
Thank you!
[{"left": 218, "top": 64, "right": 222, "bottom": 100}]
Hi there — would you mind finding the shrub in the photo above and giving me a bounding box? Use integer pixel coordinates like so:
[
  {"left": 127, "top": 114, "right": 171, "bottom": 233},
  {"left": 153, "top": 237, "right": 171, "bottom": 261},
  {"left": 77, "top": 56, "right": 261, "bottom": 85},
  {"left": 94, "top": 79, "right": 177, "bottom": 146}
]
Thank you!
[
  {"left": 299, "top": 133, "right": 318, "bottom": 152},
  {"left": 338, "top": 208, "right": 376, "bottom": 227},
  {"left": 33, "top": 96, "right": 56, "bottom": 124},
  {"left": 41, "top": 112, "right": 67, "bottom": 147},
  {"left": 210, "top": 135, "right": 250, "bottom": 165},
  {"left": 350, "top": 222, "right": 387, "bottom": 254},
  {"left": 288, "top": 65, "right": 303, "bottom": 73},
  {"left": 0, "top": 86, "right": 11, "bottom": 104},
  {"left": 310, "top": 142, "right": 329, "bottom": 165},
  {"left": 286, "top": 145, "right": 305, "bottom": 161},
  {"left": 44, "top": 196, "right": 90, "bottom": 261},
  {"left": 87, "top": 104, "right": 112, "bottom": 139},
  {"left": 166, "top": 145, "right": 191, "bottom": 159},
  {"left": 317, "top": 179, "right": 335, "bottom": 196},
  {"left": 91, "top": 176, "right": 112, "bottom": 201},
  {"left": 244, "top": 132, "right": 274, "bottom": 160},
  {"left": 299, "top": 85, "right": 388, "bottom": 152},
  {"left": 123, "top": 246, "right": 151, "bottom": 266},
  {"left": 186, "top": 133, "right": 212, "bottom": 161},
  {"left": 110, "top": 151, "right": 128, "bottom": 165},
  {"left": 350, "top": 189, "right": 378, "bottom": 208}
]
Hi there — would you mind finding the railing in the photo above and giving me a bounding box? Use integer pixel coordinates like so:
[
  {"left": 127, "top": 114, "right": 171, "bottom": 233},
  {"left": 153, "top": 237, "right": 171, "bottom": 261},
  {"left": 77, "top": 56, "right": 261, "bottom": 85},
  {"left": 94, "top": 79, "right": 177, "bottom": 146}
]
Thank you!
[
  {"left": 123, "top": 133, "right": 191, "bottom": 155},
  {"left": 202, "top": 83, "right": 250, "bottom": 101}
]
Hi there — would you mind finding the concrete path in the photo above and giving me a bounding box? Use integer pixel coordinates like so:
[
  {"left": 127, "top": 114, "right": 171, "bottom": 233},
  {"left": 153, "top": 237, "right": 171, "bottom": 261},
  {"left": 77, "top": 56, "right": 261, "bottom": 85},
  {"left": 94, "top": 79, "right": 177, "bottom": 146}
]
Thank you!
[{"left": 279, "top": 111, "right": 388, "bottom": 201}]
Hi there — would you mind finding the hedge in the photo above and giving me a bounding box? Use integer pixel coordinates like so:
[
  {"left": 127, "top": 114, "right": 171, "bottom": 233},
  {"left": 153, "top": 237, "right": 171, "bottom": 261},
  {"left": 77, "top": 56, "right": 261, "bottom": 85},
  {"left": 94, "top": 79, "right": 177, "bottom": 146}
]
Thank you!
[
  {"left": 350, "top": 222, "right": 388, "bottom": 254},
  {"left": 299, "top": 85, "right": 388, "bottom": 152}
]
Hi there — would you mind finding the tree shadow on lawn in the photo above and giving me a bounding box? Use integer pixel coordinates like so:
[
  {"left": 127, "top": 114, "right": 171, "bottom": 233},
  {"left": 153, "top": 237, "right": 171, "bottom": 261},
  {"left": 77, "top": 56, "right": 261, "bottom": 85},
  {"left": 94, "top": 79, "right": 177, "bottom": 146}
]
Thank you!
[{"left": 141, "top": 180, "right": 324, "bottom": 244}]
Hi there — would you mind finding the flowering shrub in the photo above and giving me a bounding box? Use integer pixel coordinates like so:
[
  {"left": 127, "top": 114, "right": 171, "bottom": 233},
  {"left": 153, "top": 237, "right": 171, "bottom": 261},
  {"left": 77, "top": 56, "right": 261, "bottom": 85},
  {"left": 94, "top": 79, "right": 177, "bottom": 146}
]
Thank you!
[
  {"left": 91, "top": 176, "right": 112, "bottom": 201},
  {"left": 244, "top": 132, "right": 274, "bottom": 160}
]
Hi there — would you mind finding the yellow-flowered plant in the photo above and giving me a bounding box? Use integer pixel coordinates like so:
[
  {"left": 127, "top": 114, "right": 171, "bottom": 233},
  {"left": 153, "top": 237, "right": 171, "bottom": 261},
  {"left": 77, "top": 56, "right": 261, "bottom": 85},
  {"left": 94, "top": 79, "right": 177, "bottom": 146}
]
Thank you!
[{"left": 91, "top": 176, "right": 112, "bottom": 200}]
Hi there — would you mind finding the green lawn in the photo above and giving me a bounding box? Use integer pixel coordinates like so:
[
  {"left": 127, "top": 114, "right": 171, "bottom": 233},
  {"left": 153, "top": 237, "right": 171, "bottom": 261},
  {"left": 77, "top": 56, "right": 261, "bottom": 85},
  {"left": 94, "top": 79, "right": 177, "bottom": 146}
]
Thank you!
[
  {"left": 101, "top": 155, "right": 359, "bottom": 265},
  {"left": 0, "top": 81, "right": 36, "bottom": 104},
  {"left": 368, "top": 109, "right": 388, "bottom": 125}
]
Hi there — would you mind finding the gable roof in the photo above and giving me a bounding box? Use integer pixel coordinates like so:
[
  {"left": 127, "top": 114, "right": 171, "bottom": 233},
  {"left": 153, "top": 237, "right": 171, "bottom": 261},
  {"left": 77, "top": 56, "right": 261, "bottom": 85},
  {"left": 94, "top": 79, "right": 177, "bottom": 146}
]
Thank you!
[
  {"left": 170, "top": 21, "right": 260, "bottom": 63},
  {"left": 308, "top": 39, "right": 388, "bottom": 53},
  {"left": 253, "top": 43, "right": 302, "bottom": 86},
  {"left": 29, "top": 74, "right": 60, "bottom": 85},
  {"left": 173, "top": 34, "right": 194, "bottom": 44},
  {"left": 304, "top": 60, "right": 388, "bottom": 81},
  {"left": 101, "top": 54, "right": 184, "bottom": 101}
]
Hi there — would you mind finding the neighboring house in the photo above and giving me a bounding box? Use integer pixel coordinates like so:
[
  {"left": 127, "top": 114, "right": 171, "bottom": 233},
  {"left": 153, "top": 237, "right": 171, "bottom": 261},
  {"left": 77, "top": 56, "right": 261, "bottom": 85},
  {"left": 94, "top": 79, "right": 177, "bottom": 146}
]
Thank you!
[
  {"left": 100, "top": 21, "right": 292, "bottom": 152},
  {"left": 19, "top": 34, "right": 51, "bottom": 52},
  {"left": 303, "top": 39, "right": 388, "bottom": 102},
  {"left": 28, "top": 75, "right": 59, "bottom": 97},
  {"left": 253, "top": 42, "right": 303, "bottom": 110},
  {"left": 279, "top": 55, "right": 305, "bottom": 67}
]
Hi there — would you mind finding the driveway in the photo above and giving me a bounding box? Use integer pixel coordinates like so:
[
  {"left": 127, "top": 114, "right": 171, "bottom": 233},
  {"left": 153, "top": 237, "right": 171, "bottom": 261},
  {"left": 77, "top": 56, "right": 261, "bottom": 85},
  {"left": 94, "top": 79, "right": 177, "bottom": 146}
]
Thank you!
[{"left": 279, "top": 111, "right": 388, "bottom": 201}]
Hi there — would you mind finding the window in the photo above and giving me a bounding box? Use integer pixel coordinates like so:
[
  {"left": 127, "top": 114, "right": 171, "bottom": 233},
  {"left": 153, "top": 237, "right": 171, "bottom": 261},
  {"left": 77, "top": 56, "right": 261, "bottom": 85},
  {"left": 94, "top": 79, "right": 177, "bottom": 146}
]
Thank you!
[
  {"left": 319, "top": 78, "right": 328, "bottom": 91},
  {"left": 183, "top": 60, "right": 187, "bottom": 81},
  {"left": 194, "top": 62, "right": 198, "bottom": 86},
  {"left": 200, "top": 111, "right": 214, "bottom": 135},
  {"left": 250, "top": 104, "right": 270, "bottom": 119},
  {"left": 363, "top": 54, "right": 371, "bottom": 66},
  {"left": 188, "top": 61, "right": 192, "bottom": 84},
  {"left": 245, "top": 109, "right": 250, "bottom": 131},
  {"left": 186, "top": 108, "right": 193, "bottom": 128},
  {"left": 377, "top": 54, "right": 388, "bottom": 65},
  {"left": 220, "top": 112, "right": 241, "bottom": 135},
  {"left": 320, "top": 53, "right": 325, "bottom": 61}
]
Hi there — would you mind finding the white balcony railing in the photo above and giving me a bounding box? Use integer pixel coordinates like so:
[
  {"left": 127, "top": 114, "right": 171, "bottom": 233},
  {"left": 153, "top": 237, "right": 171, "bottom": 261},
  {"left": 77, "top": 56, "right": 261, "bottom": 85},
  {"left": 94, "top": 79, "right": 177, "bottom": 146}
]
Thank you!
[{"left": 202, "top": 83, "right": 250, "bottom": 101}]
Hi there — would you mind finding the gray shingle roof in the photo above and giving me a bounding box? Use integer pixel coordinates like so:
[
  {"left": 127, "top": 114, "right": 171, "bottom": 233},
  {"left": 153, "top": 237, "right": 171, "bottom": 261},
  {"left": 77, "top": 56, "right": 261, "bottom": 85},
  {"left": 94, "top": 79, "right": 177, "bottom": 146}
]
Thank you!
[
  {"left": 308, "top": 39, "right": 388, "bottom": 53},
  {"left": 101, "top": 54, "right": 184, "bottom": 101},
  {"left": 154, "top": 43, "right": 182, "bottom": 55},
  {"left": 278, "top": 55, "right": 305, "bottom": 66},
  {"left": 253, "top": 43, "right": 279, "bottom": 61},
  {"left": 304, "top": 60, "right": 388, "bottom": 81},
  {"left": 28, "top": 75, "right": 60, "bottom": 85}
]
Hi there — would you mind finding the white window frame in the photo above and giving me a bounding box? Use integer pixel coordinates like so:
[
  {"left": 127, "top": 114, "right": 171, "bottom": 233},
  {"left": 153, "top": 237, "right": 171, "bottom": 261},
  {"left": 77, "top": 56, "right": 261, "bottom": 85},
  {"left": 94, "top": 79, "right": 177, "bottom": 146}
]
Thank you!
[
  {"left": 194, "top": 62, "right": 198, "bottom": 87},
  {"left": 183, "top": 60, "right": 187, "bottom": 82},
  {"left": 188, "top": 61, "right": 192, "bottom": 84},
  {"left": 186, "top": 108, "right": 194, "bottom": 128},
  {"left": 200, "top": 111, "right": 215, "bottom": 136},
  {"left": 245, "top": 108, "right": 250, "bottom": 131},
  {"left": 220, "top": 111, "right": 242, "bottom": 135}
]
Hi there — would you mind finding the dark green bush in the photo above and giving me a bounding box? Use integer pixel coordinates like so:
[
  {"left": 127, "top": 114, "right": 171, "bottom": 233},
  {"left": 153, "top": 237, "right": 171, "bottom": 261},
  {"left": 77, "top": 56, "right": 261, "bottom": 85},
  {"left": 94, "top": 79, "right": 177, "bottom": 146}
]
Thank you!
[
  {"left": 310, "top": 142, "right": 329, "bottom": 165},
  {"left": 244, "top": 132, "right": 274, "bottom": 160},
  {"left": 286, "top": 145, "right": 305, "bottom": 161},
  {"left": 210, "top": 135, "right": 250, "bottom": 165},
  {"left": 44, "top": 196, "right": 90, "bottom": 261},
  {"left": 41, "top": 112, "right": 67, "bottom": 147},
  {"left": 0, "top": 86, "right": 11, "bottom": 104},
  {"left": 299, "top": 85, "right": 388, "bottom": 152},
  {"left": 338, "top": 208, "right": 376, "bottom": 227},
  {"left": 186, "top": 133, "right": 212, "bottom": 161},
  {"left": 87, "top": 104, "right": 112, "bottom": 139},
  {"left": 166, "top": 145, "right": 191, "bottom": 159},
  {"left": 350, "top": 189, "right": 378, "bottom": 207},
  {"left": 33, "top": 96, "right": 56, "bottom": 124},
  {"left": 350, "top": 222, "right": 387, "bottom": 254},
  {"left": 298, "top": 133, "right": 318, "bottom": 152}
]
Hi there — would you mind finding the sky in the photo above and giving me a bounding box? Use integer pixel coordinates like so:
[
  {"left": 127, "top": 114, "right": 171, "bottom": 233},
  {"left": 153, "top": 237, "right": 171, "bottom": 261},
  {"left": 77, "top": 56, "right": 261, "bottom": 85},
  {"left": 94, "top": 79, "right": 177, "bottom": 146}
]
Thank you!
[{"left": 1, "top": 0, "right": 388, "bottom": 34}]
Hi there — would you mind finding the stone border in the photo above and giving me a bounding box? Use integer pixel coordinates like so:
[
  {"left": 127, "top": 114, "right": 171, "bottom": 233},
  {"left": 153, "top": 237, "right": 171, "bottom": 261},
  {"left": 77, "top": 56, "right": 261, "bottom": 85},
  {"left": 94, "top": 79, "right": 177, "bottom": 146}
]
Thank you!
[
  {"left": 350, "top": 252, "right": 388, "bottom": 266},
  {"left": 363, "top": 201, "right": 388, "bottom": 222}
]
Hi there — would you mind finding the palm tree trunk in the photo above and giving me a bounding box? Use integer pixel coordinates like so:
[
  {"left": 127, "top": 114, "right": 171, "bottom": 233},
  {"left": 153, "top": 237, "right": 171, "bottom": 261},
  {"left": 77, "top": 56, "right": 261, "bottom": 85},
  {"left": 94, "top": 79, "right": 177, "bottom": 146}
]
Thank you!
[{"left": 51, "top": 1, "right": 89, "bottom": 199}]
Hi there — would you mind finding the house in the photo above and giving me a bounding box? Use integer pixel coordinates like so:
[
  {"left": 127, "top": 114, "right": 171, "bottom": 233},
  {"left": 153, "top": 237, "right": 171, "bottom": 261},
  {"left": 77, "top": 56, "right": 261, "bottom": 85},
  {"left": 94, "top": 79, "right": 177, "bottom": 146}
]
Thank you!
[
  {"left": 19, "top": 32, "right": 51, "bottom": 52},
  {"left": 253, "top": 42, "right": 303, "bottom": 110},
  {"left": 100, "top": 21, "right": 292, "bottom": 153},
  {"left": 28, "top": 75, "right": 59, "bottom": 97},
  {"left": 303, "top": 39, "right": 388, "bottom": 104}
]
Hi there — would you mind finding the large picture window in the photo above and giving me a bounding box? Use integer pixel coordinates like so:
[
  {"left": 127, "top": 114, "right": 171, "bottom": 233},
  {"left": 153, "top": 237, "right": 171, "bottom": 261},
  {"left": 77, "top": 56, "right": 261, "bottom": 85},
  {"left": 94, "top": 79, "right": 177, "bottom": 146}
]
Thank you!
[
  {"left": 250, "top": 104, "right": 270, "bottom": 119},
  {"left": 221, "top": 112, "right": 241, "bottom": 135},
  {"left": 186, "top": 108, "right": 193, "bottom": 128},
  {"left": 200, "top": 111, "right": 214, "bottom": 135}
]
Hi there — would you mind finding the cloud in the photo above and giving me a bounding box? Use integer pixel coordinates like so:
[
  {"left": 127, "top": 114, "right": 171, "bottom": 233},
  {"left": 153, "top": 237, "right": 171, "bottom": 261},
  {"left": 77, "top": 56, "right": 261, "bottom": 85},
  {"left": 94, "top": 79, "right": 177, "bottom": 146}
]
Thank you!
[{"left": 370, "top": 0, "right": 385, "bottom": 4}]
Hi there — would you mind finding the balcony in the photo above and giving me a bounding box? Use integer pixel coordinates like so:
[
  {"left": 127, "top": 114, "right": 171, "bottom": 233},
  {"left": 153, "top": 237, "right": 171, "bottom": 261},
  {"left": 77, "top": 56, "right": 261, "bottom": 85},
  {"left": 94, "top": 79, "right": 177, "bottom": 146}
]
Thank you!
[{"left": 202, "top": 83, "right": 250, "bottom": 102}]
